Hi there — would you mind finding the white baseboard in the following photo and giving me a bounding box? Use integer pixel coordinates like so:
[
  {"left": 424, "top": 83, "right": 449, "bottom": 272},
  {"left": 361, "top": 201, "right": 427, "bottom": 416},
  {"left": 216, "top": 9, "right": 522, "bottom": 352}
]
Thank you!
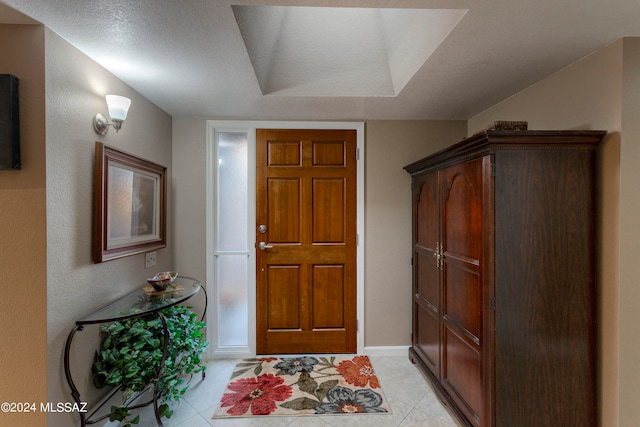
[
  {"left": 207, "top": 346, "right": 253, "bottom": 359},
  {"left": 363, "top": 345, "right": 410, "bottom": 357}
]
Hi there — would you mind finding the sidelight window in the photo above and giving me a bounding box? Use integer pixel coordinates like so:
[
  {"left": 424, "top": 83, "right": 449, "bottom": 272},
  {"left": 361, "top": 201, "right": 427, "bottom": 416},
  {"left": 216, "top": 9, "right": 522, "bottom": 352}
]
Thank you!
[{"left": 213, "top": 131, "right": 250, "bottom": 350}]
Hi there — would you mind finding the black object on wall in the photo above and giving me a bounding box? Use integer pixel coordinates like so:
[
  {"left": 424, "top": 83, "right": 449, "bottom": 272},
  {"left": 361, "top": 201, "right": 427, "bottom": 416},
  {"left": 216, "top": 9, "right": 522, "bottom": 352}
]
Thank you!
[{"left": 0, "top": 74, "right": 20, "bottom": 170}]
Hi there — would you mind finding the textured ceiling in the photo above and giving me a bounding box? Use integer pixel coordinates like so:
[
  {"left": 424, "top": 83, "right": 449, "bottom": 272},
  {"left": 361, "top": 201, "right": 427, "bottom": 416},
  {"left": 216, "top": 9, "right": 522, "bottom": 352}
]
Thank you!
[{"left": 1, "top": 0, "right": 640, "bottom": 120}]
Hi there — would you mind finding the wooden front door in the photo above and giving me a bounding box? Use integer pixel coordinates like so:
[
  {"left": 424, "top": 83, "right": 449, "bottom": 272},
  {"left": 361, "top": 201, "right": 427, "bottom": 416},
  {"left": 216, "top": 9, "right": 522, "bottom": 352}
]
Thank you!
[{"left": 256, "top": 129, "right": 357, "bottom": 354}]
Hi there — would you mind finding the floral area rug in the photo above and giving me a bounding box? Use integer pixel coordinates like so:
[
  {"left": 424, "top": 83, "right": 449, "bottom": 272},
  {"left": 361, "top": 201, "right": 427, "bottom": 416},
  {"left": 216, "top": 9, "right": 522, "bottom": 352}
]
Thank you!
[{"left": 213, "top": 355, "right": 392, "bottom": 418}]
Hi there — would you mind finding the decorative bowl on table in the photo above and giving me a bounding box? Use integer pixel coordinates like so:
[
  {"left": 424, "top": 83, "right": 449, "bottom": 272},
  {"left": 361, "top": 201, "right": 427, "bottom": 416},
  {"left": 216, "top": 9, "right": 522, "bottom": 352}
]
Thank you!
[{"left": 147, "top": 271, "right": 178, "bottom": 292}]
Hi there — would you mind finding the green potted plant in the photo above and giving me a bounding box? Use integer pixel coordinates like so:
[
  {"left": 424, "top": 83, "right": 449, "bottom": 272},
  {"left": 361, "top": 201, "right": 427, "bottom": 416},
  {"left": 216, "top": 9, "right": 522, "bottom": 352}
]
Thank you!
[{"left": 92, "top": 305, "right": 207, "bottom": 426}]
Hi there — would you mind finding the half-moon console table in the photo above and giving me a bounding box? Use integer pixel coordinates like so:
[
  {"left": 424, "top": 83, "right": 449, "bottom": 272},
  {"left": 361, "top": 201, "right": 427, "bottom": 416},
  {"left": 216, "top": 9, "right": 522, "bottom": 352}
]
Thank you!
[{"left": 63, "top": 275, "right": 207, "bottom": 427}]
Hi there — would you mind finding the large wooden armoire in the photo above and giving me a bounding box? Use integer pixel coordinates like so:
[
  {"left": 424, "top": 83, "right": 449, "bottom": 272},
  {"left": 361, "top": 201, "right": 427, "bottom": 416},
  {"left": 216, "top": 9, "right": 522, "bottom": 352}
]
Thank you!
[{"left": 404, "top": 130, "right": 605, "bottom": 427}]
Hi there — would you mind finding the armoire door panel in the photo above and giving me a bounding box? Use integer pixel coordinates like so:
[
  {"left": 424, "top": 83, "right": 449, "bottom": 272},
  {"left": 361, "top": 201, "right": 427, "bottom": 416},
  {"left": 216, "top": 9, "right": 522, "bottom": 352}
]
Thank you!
[
  {"left": 440, "top": 158, "right": 484, "bottom": 425},
  {"left": 416, "top": 175, "right": 439, "bottom": 249},
  {"left": 442, "top": 161, "right": 482, "bottom": 263},
  {"left": 412, "top": 170, "right": 442, "bottom": 379},
  {"left": 416, "top": 251, "right": 439, "bottom": 307},
  {"left": 415, "top": 306, "right": 440, "bottom": 375},
  {"left": 444, "top": 267, "right": 481, "bottom": 339},
  {"left": 443, "top": 328, "right": 482, "bottom": 424}
]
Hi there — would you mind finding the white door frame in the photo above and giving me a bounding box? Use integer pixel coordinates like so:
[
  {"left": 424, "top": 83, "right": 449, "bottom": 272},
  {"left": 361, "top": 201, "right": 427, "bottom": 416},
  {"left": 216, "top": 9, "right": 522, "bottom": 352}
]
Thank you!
[{"left": 206, "top": 120, "right": 365, "bottom": 357}]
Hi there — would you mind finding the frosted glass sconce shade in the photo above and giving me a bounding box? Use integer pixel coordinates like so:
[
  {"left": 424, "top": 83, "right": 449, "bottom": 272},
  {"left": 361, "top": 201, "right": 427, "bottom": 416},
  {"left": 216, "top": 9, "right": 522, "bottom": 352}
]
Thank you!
[
  {"left": 93, "top": 95, "right": 131, "bottom": 135},
  {"left": 106, "top": 95, "right": 131, "bottom": 121}
]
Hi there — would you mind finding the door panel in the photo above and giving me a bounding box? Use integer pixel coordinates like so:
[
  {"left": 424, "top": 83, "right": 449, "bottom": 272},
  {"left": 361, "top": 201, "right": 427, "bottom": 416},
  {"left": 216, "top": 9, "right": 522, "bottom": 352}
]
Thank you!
[
  {"left": 412, "top": 171, "right": 441, "bottom": 377},
  {"left": 312, "top": 178, "right": 345, "bottom": 243},
  {"left": 267, "top": 140, "right": 301, "bottom": 166},
  {"left": 444, "top": 329, "right": 482, "bottom": 417},
  {"left": 441, "top": 158, "right": 484, "bottom": 426},
  {"left": 267, "top": 265, "right": 301, "bottom": 330},
  {"left": 445, "top": 267, "right": 481, "bottom": 339},
  {"left": 313, "top": 141, "right": 346, "bottom": 166},
  {"left": 268, "top": 178, "right": 301, "bottom": 243},
  {"left": 415, "top": 304, "right": 440, "bottom": 373},
  {"left": 256, "top": 129, "right": 357, "bottom": 354},
  {"left": 444, "top": 171, "right": 482, "bottom": 261},
  {"left": 312, "top": 265, "right": 345, "bottom": 329}
]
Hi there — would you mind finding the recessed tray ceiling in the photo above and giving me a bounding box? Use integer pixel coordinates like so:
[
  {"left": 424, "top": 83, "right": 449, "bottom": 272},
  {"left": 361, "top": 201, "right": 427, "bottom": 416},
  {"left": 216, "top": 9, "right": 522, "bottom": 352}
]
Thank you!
[{"left": 232, "top": 6, "right": 468, "bottom": 97}]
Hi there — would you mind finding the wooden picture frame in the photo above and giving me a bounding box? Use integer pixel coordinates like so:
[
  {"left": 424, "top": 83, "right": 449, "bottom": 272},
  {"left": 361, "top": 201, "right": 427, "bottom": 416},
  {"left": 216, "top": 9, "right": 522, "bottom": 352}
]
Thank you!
[{"left": 93, "top": 141, "right": 166, "bottom": 263}]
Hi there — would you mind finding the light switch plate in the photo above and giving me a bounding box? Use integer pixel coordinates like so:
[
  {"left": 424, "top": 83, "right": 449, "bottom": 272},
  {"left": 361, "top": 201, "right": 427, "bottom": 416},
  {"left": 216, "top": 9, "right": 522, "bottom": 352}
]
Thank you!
[{"left": 145, "top": 251, "right": 157, "bottom": 268}]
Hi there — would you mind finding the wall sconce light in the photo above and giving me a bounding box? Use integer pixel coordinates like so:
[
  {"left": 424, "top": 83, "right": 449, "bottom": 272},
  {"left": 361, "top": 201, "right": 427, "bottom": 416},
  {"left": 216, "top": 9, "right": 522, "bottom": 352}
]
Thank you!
[{"left": 93, "top": 95, "right": 131, "bottom": 135}]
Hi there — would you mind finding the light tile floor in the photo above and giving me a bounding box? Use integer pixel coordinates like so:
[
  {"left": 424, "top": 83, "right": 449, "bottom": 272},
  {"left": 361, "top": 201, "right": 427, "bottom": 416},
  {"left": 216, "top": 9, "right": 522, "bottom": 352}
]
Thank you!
[{"left": 109, "top": 356, "right": 462, "bottom": 427}]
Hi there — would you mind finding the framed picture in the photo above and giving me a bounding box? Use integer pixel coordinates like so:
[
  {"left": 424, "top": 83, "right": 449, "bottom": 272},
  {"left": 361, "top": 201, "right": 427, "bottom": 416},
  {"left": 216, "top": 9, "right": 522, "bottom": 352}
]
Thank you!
[{"left": 93, "top": 141, "right": 166, "bottom": 263}]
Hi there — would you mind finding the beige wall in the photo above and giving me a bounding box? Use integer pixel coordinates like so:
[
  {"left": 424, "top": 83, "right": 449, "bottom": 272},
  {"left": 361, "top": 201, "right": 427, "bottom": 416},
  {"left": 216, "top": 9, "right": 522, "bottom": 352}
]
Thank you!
[
  {"left": 618, "top": 37, "right": 640, "bottom": 427},
  {"left": 0, "top": 25, "right": 175, "bottom": 426},
  {"left": 364, "top": 120, "right": 466, "bottom": 346},
  {"left": 469, "top": 39, "right": 627, "bottom": 426},
  {"left": 172, "top": 118, "right": 208, "bottom": 284},
  {"left": 0, "top": 23, "right": 173, "bottom": 426},
  {"left": 0, "top": 24, "right": 47, "bottom": 427},
  {"left": 43, "top": 29, "right": 174, "bottom": 427}
]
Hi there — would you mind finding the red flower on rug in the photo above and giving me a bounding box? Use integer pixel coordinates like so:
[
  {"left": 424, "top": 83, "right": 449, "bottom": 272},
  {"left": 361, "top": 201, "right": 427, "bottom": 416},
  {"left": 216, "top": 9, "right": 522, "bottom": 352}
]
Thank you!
[
  {"left": 219, "top": 373, "right": 293, "bottom": 415},
  {"left": 336, "top": 355, "right": 380, "bottom": 388}
]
